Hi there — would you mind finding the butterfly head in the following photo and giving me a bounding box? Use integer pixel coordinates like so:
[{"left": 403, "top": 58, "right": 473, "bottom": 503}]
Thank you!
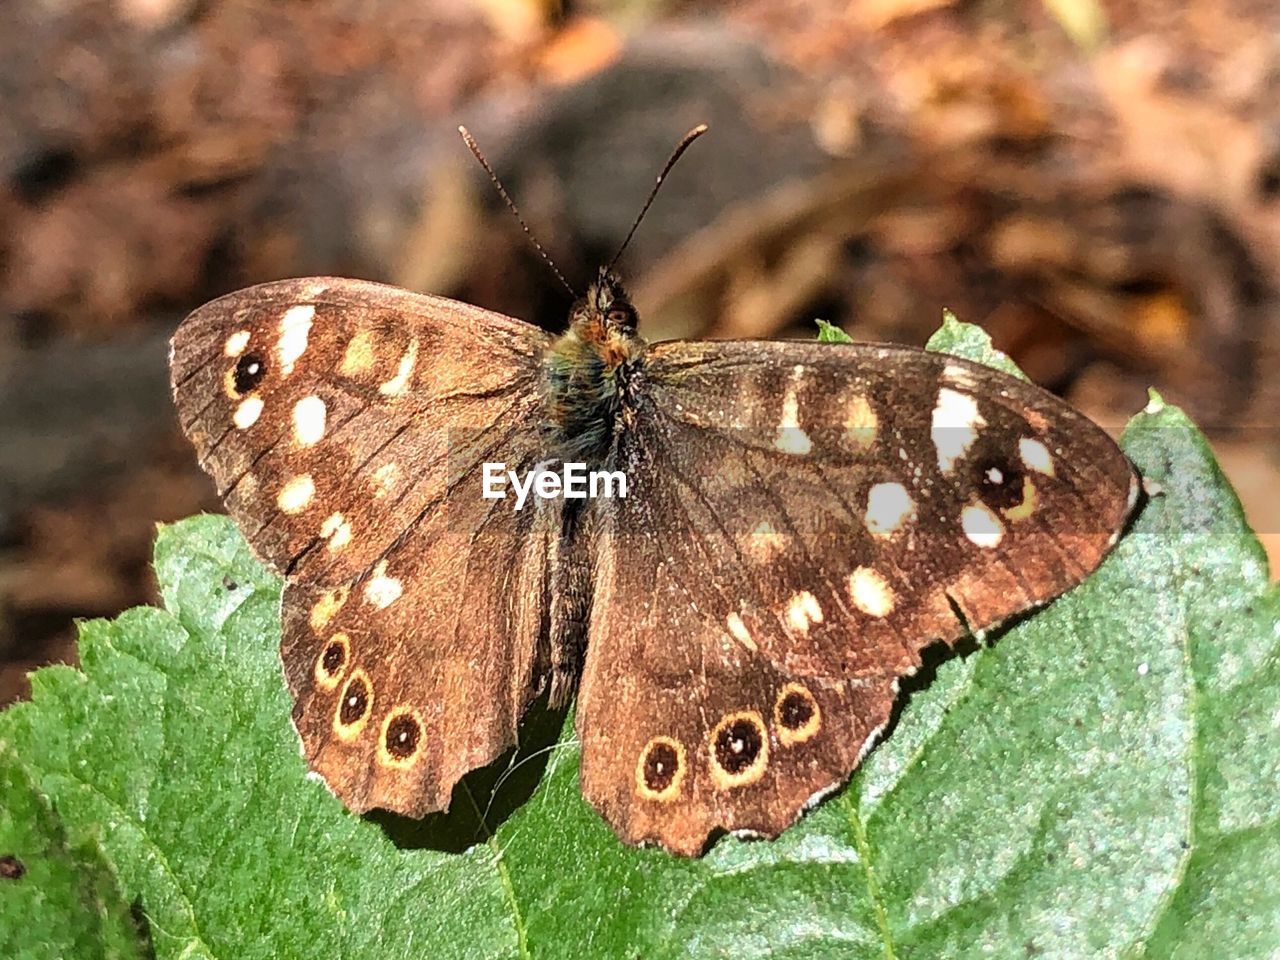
[
  {"left": 542, "top": 269, "right": 646, "bottom": 462},
  {"left": 571, "top": 268, "right": 640, "bottom": 341}
]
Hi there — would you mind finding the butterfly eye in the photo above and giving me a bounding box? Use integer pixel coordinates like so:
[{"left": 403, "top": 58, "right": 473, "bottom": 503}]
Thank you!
[
  {"left": 321, "top": 639, "right": 346, "bottom": 676},
  {"left": 233, "top": 352, "right": 267, "bottom": 394},
  {"left": 774, "top": 683, "right": 822, "bottom": 747},
  {"left": 337, "top": 672, "right": 372, "bottom": 729},
  {"left": 606, "top": 306, "right": 636, "bottom": 330},
  {"left": 974, "top": 455, "right": 1025, "bottom": 511}
]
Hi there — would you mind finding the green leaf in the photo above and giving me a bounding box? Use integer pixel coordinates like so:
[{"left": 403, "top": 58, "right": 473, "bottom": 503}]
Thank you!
[
  {"left": 815, "top": 318, "right": 854, "bottom": 343},
  {"left": 0, "top": 517, "right": 520, "bottom": 960},
  {"left": 0, "top": 753, "right": 147, "bottom": 960},
  {"left": 2, "top": 318, "right": 1275, "bottom": 958},
  {"left": 925, "top": 308, "right": 1029, "bottom": 380}
]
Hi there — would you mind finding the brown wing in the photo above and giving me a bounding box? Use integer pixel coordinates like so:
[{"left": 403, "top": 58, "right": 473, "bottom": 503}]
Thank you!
[
  {"left": 280, "top": 485, "right": 555, "bottom": 815},
  {"left": 578, "top": 339, "right": 1136, "bottom": 854},
  {"left": 171, "top": 277, "right": 556, "bottom": 814},
  {"left": 170, "top": 276, "right": 549, "bottom": 584}
]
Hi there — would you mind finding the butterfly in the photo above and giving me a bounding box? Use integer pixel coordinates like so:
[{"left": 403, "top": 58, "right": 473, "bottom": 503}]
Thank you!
[{"left": 169, "top": 264, "right": 1136, "bottom": 855}]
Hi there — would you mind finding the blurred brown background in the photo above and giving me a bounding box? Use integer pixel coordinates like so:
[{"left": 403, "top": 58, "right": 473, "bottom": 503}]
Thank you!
[{"left": 1, "top": 0, "right": 1277, "bottom": 704}]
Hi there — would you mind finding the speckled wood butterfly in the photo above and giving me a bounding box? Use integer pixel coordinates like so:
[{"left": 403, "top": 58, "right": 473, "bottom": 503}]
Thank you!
[
  {"left": 170, "top": 268, "right": 1135, "bottom": 855},
  {"left": 170, "top": 138, "right": 1136, "bottom": 855}
]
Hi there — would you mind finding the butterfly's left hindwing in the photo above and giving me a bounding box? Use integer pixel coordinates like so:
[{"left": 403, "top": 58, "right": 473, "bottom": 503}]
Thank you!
[{"left": 578, "top": 339, "right": 1136, "bottom": 854}]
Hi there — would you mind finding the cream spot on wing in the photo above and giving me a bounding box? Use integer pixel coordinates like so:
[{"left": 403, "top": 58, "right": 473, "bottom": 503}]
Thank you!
[
  {"left": 277, "top": 474, "right": 315, "bottom": 513},
  {"left": 277, "top": 305, "right": 315, "bottom": 376},
  {"left": 848, "top": 566, "right": 895, "bottom": 617},
  {"left": 725, "top": 612, "right": 758, "bottom": 653},
  {"left": 371, "top": 462, "right": 399, "bottom": 498},
  {"left": 931, "top": 387, "right": 986, "bottom": 472},
  {"left": 784, "top": 590, "right": 824, "bottom": 634},
  {"left": 865, "top": 482, "right": 916, "bottom": 537},
  {"left": 224, "top": 329, "right": 251, "bottom": 358},
  {"left": 1004, "top": 476, "right": 1039, "bottom": 521},
  {"left": 340, "top": 329, "right": 377, "bottom": 377},
  {"left": 773, "top": 365, "right": 812, "bottom": 455},
  {"left": 744, "top": 520, "right": 787, "bottom": 561},
  {"left": 309, "top": 586, "right": 349, "bottom": 630},
  {"left": 233, "top": 396, "right": 263, "bottom": 430},
  {"left": 1019, "top": 437, "right": 1055, "bottom": 476},
  {"left": 363, "top": 560, "right": 403, "bottom": 608},
  {"left": 320, "top": 512, "right": 352, "bottom": 552},
  {"left": 292, "top": 395, "right": 327, "bottom": 447},
  {"left": 844, "top": 393, "right": 878, "bottom": 448},
  {"left": 961, "top": 501, "right": 1005, "bottom": 547},
  {"left": 379, "top": 338, "right": 419, "bottom": 396},
  {"left": 943, "top": 363, "right": 978, "bottom": 389}
]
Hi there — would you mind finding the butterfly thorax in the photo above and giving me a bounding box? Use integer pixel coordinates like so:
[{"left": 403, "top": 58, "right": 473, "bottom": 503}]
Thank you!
[{"left": 542, "top": 271, "right": 646, "bottom": 464}]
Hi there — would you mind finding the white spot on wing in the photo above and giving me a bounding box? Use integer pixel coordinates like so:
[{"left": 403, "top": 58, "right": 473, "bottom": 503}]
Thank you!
[
  {"left": 931, "top": 387, "right": 986, "bottom": 472},
  {"left": 725, "top": 612, "right": 757, "bottom": 652},
  {"left": 379, "top": 338, "right": 419, "bottom": 396},
  {"left": 774, "top": 365, "right": 812, "bottom": 455},
  {"left": 943, "top": 363, "right": 978, "bottom": 389},
  {"left": 364, "top": 560, "right": 402, "bottom": 608},
  {"left": 865, "top": 482, "right": 916, "bottom": 537},
  {"left": 224, "top": 329, "right": 251, "bottom": 357},
  {"left": 1019, "top": 437, "right": 1055, "bottom": 476},
  {"left": 844, "top": 393, "right": 878, "bottom": 447},
  {"left": 848, "top": 566, "right": 895, "bottom": 617},
  {"left": 233, "top": 396, "right": 263, "bottom": 430},
  {"left": 277, "top": 305, "right": 315, "bottom": 376},
  {"left": 784, "top": 591, "right": 824, "bottom": 634},
  {"left": 292, "top": 395, "right": 327, "bottom": 447},
  {"left": 320, "top": 512, "right": 352, "bottom": 552},
  {"left": 961, "top": 501, "right": 1005, "bottom": 547},
  {"left": 277, "top": 474, "right": 315, "bottom": 514}
]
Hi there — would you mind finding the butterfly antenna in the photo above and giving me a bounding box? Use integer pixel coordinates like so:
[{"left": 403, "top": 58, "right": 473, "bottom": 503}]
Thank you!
[
  {"left": 458, "top": 125, "right": 576, "bottom": 298},
  {"left": 481, "top": 740, "right": 581, "bottom": 825},
  {"left": 607, "top": 123, "right": 709, "bottom": 272}
]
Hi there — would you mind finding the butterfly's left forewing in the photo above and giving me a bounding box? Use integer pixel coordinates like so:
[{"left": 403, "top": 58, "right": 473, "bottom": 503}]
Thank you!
[{"left": 578, "top": 339, "right": 1136, "bottom": 854}]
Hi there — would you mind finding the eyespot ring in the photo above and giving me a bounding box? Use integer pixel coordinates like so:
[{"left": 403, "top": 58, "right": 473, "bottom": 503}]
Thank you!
[
  {"left": 635, "top": 736, "right": 687, "bottom": 802},
  {"left": 333, "top": 668, "right": 373, "bottom": 741},
  {"left": 708, "top": 710, "right": 769, "bottom": 790}
]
